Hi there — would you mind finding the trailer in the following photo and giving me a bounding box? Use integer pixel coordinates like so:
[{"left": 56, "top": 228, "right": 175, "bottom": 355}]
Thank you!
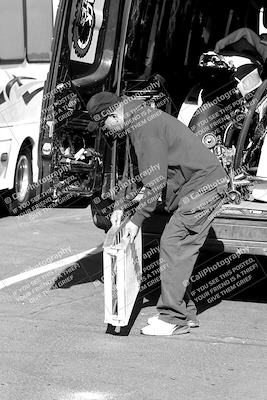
[{"left": 38, "top": 0, "right": 267, "bottom": 258}]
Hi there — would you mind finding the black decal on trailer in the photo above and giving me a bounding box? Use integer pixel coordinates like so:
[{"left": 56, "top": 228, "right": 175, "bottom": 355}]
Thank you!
[
  {"left": 72, "top": 0, "right": 96, "bottom": 58},
  {"left": 6, "top": 77, "right": 23, "bottom": 98},
  {"left": 0, "top": 91, "right": 5, "bottom": 105},
  {"left": 3, "top": 76, "right": 43, "bottom": 106},
  {"left": 22, "top": 87, "right": 43, "bottom": 105}
]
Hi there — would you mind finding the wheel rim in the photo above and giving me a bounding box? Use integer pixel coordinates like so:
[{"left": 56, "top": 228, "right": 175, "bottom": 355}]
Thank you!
[{"left": 15, "top": 155, "right": 30, "bottom": 203}]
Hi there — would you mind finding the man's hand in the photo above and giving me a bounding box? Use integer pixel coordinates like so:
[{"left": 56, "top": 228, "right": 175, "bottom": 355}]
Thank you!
[
  {"left": 123, "top": 220, "right": 140, "bottom": 243},
  {"left": 110, "top": 209, "right": 123, "bottom": 227}
]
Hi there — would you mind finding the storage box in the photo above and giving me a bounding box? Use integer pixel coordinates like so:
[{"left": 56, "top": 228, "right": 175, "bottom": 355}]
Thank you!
[{"left": 103, "top": 220, "right": 142, "bottom": 327}]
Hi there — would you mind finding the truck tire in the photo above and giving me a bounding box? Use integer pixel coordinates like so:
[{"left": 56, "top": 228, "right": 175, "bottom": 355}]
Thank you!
[{"left": 8, "top": 147, "right": 33, "bottom": 215}]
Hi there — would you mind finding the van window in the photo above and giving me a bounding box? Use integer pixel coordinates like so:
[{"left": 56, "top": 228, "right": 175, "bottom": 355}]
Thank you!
[
  {"left": 0, "top": 0, "right": 25, "bottom": 62},
  {"left": 26, "top": 0, "right": 53, "bottom": 62}
]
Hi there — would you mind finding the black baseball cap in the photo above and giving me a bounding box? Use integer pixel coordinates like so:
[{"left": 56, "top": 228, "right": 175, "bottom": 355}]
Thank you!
[{"left": 86, "top": 91, "right": 121, "bottom": 122}]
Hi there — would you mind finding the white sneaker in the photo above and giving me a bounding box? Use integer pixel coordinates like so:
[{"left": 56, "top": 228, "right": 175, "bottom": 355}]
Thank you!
[
  {"left": 141, "top": 318, "right": 190, "bottom": 336},
  {"left": 148, "top": 314, "right": 199, "bottom": 328},
  {"left": 147, "top": 313, "right": 160, "bottom": 325},
  {"left": 187, "top": 319, "right": 200, "bottom": 328}
]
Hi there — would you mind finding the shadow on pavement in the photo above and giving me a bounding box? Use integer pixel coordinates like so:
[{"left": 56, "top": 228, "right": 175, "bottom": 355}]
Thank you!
[
  {"left": 105, "top": 295, "right": 144, "bottom": 336},
  {"left": 0, "top": 198, "right": 9, "bottom": 218},
  {"left": 56, "top": 197, "right": 91, "bottom": 209},
  {"left": 51, "top": 245, "right": 104, "bottom": 289},
  {"left": 49, "top": 233, "right": 267, "bottom": 335},
  {"left": 193, "top": 252, "right": 267, "bottom": 315},
  {"left": 50, "top": 243, "right": 162, "bottom": 336}
]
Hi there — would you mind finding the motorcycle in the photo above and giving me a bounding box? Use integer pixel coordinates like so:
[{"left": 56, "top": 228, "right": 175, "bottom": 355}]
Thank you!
[{"left": 178, "top": 28, "right": 267, "bottom": 204}]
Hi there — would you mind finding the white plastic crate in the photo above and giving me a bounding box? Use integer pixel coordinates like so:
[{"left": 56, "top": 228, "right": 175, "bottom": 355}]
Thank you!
[{"left": 103, "top": 220, "right": 142, "bottom": 327}]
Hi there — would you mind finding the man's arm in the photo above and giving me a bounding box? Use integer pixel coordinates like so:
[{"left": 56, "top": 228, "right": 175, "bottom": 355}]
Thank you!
[{"left": 131, "top": 136, "right": 168, "bottom": 227}]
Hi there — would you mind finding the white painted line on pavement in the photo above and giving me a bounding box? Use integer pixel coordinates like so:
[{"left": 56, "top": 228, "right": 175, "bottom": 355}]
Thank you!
[
  {"left": 0, "top": 247, "right": 99, "bottom": 290},
  {"left": 69, "top": 392, "right": 111, "bottom": 400}
]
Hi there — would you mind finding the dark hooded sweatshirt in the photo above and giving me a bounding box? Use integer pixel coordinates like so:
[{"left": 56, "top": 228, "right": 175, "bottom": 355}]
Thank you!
[{"left": 115, "top": 98, "right": 228, "bottom": 227}]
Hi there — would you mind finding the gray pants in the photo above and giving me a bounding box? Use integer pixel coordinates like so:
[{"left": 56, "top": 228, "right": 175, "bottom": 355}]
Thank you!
[{"left": 157, "top": 189, "right": 225, "bottom": 325}]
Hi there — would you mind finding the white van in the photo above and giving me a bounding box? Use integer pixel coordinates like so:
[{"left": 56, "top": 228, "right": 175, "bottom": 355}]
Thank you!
[{"left": 0, "top": 0, "right": 59, "bottom": 214}]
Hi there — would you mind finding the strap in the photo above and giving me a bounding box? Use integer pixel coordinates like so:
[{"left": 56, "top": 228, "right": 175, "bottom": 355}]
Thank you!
[{"left": 121, "top": 135, "right": 130, "bottom": 182}]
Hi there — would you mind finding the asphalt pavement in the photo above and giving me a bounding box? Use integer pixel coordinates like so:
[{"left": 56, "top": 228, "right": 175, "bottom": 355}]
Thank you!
[{"left": 0, "top": 206, "right": 267, "bottom": 400}]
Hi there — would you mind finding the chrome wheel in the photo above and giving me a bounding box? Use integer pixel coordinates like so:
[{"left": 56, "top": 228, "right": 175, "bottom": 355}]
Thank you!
[{"left": 15, "top": 154, "right": 30, "bottom": 203}]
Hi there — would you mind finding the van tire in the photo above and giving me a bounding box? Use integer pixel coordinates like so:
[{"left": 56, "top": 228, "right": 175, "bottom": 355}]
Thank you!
[{"left": 8, "top": 148, "right": 33, "bottom": 215}]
